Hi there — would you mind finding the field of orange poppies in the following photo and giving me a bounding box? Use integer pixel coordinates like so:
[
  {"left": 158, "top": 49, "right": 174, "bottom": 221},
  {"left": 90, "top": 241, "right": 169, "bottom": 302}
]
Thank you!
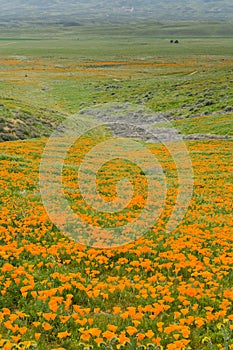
[
  {"left": 0, "top": 26, "right": 233, "bottom": 350},
  {"left": 0, "top": 135, "right": 232, "bottom": 349}
]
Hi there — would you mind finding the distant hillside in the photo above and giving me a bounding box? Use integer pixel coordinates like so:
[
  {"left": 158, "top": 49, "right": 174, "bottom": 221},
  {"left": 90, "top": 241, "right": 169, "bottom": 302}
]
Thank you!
[{"left": 0, "top": 0, "right": 233, "bottom": 27}]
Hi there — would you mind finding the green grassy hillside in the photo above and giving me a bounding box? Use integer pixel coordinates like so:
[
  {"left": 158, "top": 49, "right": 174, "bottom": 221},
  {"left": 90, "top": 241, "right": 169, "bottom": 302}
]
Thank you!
[{"left": 0, "top": 22, "right": 233, "bottom": 349}]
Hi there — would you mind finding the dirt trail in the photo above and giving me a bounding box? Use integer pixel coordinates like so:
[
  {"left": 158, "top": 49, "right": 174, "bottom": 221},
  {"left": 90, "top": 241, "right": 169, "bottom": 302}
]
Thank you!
[{"left": 84, "top": 104, "right": 233, "bottom": 142}]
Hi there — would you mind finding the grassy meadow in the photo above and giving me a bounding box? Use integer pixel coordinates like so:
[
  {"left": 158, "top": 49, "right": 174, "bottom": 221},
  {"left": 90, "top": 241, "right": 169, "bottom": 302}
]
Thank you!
[{"left": 0, "top": 22, "right": 233, "bottom": 349}]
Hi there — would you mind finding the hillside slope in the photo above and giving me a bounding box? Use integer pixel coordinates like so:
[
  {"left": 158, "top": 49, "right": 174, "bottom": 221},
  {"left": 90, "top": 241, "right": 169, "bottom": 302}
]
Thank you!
[{"left": 0, "top": 0, "right": 233, "bottom": 26}]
